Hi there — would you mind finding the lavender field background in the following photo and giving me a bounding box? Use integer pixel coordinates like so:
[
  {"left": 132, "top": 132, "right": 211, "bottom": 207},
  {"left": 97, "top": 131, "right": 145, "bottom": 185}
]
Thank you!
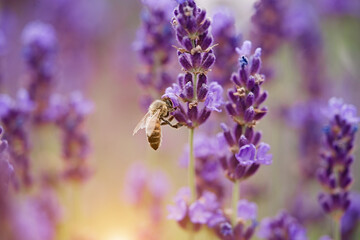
[{"left": 0, "top": 0, "right": 360, "bottom": 240}]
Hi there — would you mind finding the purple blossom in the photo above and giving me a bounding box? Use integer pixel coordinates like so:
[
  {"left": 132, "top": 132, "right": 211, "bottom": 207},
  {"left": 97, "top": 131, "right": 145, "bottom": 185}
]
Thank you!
[
  {"left": 123, "top": 162, "right": 148, "bottom": 204},
  {"left": 257, "top": 211, "right": 308, "bottom": 240},
  {"left": 317, "top": 98, "right": 358, "bottom": 220},
  {"left": 256, "top": 143, "right": 272, "bottom": 165},
  {"left": 56, "top": 92, "right": 93, "bottom": 182},
  {"left": 211, "top": 8, "right": 241, "bottom": 86},
  {"left": 0, "top": 90, "right": 34, "bottom": 188},
  {"left": 237, "top": 199, "right": 257, "bottom": 221},
  {"left": 22, "top": 21, "right": 57, "bottom": 123},
  {"left": 168, "top": 187, "right": 190, "bottom": 221},
  {"left": 22, "top": 21, "right": 57, "bottom": 58},
  {"left": 134, "top": 0, "right": 176, "bottom": 108},
  {"left": 0, "top": 129, "right": 13, "bottom": 194},
  {"left": 204, "top": 82, "right": 223, "bottom": 112},
  {"left": 251, "top": 0, "right": 287, "bottom": 58},
  {"left": 341, "top": 192, "right": 360, "bottom": 239},
  {"left": 236, "top": 144, "right": 256, "bottom": 166},
  {"left": 189, "top": 201, "right": 212, "bottom": 224},
  {"left": 168, "top": 199, "right": 187, "bottom": 221},
  {"left": 160, "top": 0, "right": 223, "bottom": 129},
  {"left": 178, "top": 133, "right": 227, "bottom": 199},
  {"left": 323, "top": 98, "right": 360, "bottom": 124},
  {"left": 220, "top": 40, "right": 271, "bottom": 182}
]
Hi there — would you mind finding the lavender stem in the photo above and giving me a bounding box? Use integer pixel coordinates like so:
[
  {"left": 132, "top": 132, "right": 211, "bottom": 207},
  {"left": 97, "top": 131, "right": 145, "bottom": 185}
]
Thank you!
[
  {"left": 232, "top": 180, "right": 239, "bottom": 226},
  {"left": 334, "top": 218, "right": 341, "bottom": 240},
  {"left": 188, "top": 128, "right": 196, "bottom": 202}
]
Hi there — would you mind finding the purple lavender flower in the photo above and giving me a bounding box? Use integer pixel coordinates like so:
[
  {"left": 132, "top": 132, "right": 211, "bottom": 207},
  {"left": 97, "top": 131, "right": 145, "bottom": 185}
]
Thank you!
[
  {"left": 168, "top": 188, "right": 227, "bottom": 231},
  {"left": 55, "top": 92, "right": 93, "bottom": 182},
  {"left": 134, "top": 0, "right": 176, "bottom": 110},
  {"left": 220, "top": 41, "right": 272, "bottom": 182},
  {"left": 161, "top": 0, "right": 223, "bottom": 128},
  {"left": 251, "top": 0, "right": 287, "bottom": 58},
  {"left": 317, "top": 98, "right": 358, "bottom": 220},
  {"left": 0, "top": 89, "right": 34, "bottom": 188},
  {"left": 341, "top": 192, "right": 360, "bottom": 239},
  {"left": 257, "top": 211, "right": 308, "bottom": 240},
  {"left": 22, "top": 21, "right": 57, "bottom": 123},
  {"left": 0, "top": 127, "right": 13, "bottom": 194},
  {"left": 179, "top": 133, "right": 228, "bottom": 199},
  {"left": 211, "top": 8, "right": 241, "bottom": 87},
  {"left": 237, "top": 199, "right": 257, "bottom": 221},
  {"left": 124, "top": 162, "right": 170, "bottom": 223}
]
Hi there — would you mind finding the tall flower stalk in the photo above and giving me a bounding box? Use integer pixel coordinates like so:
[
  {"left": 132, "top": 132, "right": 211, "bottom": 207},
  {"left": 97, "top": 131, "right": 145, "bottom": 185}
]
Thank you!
[
  {"left": 163, "top": 0, "right": 223, "bottom": 202},
  {"left": 317, "top": 98, "right": 359, "bottom": 240},
  {"left": 220, "top": 40, "right": 272, "bottom": 227}
]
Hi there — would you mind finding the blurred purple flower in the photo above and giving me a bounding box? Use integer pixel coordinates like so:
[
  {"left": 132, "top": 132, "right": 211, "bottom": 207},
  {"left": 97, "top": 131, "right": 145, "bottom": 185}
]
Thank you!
[
  {"left": 237, "top": 199, "right": 257, "bottom": 221},
  {"left": 317, "top": 98, "right": 358, "bottom": 220},
  {"left": 258, "top": 211, "right": 308, "bottom": 240},
  {"left": 211, "top": 8, "right": 241, "bottom": 86}
]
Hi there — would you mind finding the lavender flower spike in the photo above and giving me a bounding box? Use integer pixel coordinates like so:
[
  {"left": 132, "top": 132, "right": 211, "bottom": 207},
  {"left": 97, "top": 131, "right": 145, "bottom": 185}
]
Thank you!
[
  {"left": 257, "top": 211, "right": 308, "bottom": 240},
  {"left": 317, "top": 98, "right": 359, "bottom": 221},
  {"left": 134, "top": 0, "right": 176, "bottom": 110},
  {"left": 220, "top": 40, "right": 272, "bottom": 182},
  {"left": 22, "top": 21, "right": 57, "bottom": 123},
  {"left": 161, "top": 0, "right": 224, "bottom": 129}
]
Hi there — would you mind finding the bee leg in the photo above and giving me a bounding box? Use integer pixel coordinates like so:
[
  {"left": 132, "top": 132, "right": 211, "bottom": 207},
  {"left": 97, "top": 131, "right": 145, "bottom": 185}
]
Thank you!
[{"left": 160, "top": 118, "right": 183, "bottom": 129}]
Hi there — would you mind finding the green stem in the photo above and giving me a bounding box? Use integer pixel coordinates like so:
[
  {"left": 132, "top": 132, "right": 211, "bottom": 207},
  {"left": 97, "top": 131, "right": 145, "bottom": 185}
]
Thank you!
[
  {"left": 189, "top": 128, "right": 196, "bottom": 202},
  {"left": 232, "top": 180, "right": 240, "bottom": 226},
  {"left": 333, "top": 218, "right": 341, "bottom": 240},
  {"left": 193, "top": 74, "right": 198, "bottom": 101}
]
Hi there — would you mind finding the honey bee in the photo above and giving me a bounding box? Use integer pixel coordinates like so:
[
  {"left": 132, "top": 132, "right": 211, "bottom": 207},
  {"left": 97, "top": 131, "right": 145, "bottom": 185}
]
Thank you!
[{"left": 133, "top": 98, "right": 183, "bottom": 150}]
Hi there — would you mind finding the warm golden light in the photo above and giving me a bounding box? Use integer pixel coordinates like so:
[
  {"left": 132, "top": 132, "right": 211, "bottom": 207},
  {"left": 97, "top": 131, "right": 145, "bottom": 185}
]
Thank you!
[{"left": 106, "top": 233, "right": 133, "bottom": 240}]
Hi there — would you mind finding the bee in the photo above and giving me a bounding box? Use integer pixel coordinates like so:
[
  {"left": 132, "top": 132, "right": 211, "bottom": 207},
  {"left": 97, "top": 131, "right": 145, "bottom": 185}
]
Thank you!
[{"left": 133, "top": 98, "right": 183, "bottom": 150}]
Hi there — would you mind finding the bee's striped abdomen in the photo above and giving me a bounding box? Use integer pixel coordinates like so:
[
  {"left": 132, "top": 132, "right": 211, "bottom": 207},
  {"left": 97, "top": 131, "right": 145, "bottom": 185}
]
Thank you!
[{"left": 147, "top": 120, "right": 161, "bottom": 150}]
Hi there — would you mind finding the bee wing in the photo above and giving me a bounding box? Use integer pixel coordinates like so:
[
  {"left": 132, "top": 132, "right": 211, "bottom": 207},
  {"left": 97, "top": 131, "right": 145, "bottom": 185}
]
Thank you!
[
  {"left": 133, "top": 112, "right": 150, "bottom": 135},
  {"left": 146, "top": 109, "right": 161, "bottom": 137}
]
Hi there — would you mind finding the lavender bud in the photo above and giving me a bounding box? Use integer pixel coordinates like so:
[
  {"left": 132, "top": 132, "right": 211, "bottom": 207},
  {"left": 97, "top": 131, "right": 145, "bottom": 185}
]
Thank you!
[
  {"left": 184, "top": 81, "right": 194, "bottom": 99},
  {"left": 247, "top": 76, "right": 255, "bottom": 90},
  {"left": 245, "top": 92, "right": 255, "bottom": 107},
  {"left": 197, "top": 84, "right": 208, "bottom": 101},
  {"left": 184, "top": 72, "right": 193, "bottom": 84},
  {"left": 252, "top": 131, "right": 262, "bottom": 146},
  {"left": 196, "top": 9, "right": 206, "bottom": 25},
  {"left": 238, "top": 135, "right": 248, "bottom": 147},
  {"left": 201, "top": 53, "right": 215, "bottom": 70},
  {"left": 200, "top": 35, "right": 213, "bottom": 50},
  {"left": 197, "top": 108, "right": 211, "bottom": 125},
  {"left": 244, "top": 127, "right": 254, "bottom": 141},
  {"left": 179, "top": 54, "right": 192, "bottom": 70},
  {"left": 239, "top": 68, "right": 248, "bottom": 85},
  {"left": 235, "top": 124, "right": 243, "bottom": 141},
  {"left": 188, "top": 105, "right": 198, "bottom": 121},
  {"left": 250, "top": 56, "right": 261, "bottom": 74},
  {"left": 197, "top": 74, "right": 207, "bottom": 89},
  {"left": 244, "top": 106, "right": 255, "bottom": 122},
  {"left": 183, "top": 37, "right": 193, "bottom": 51},
  {"left": 178, "top": 74, "right": 185, "bottom": 89},
  {"left": 226, "top": 102, "right": 236, "bottom": 116},
  {"left": 231, "top": 73, "right": 241, "bottom": 86},
  {"left": 256, "top": 91, "right": 268, "bottom": 106},
  {"left": 191, "top": 52, "right": 201, "bottom": 68},
  {"left": 198, "top": 19, "right": 211, "bottom": 34},
  {"left": 221, "top": 123, "right": 235, "bottom": 146},
  {"left": 254, "top": 107, "right": 267, "bottom": 120}
]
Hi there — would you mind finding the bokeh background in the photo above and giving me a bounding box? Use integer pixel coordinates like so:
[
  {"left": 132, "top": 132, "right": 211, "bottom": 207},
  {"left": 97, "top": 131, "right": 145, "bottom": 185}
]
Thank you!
[{"left": 0, "top": 0, "right": 359, "bottom": 239}]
